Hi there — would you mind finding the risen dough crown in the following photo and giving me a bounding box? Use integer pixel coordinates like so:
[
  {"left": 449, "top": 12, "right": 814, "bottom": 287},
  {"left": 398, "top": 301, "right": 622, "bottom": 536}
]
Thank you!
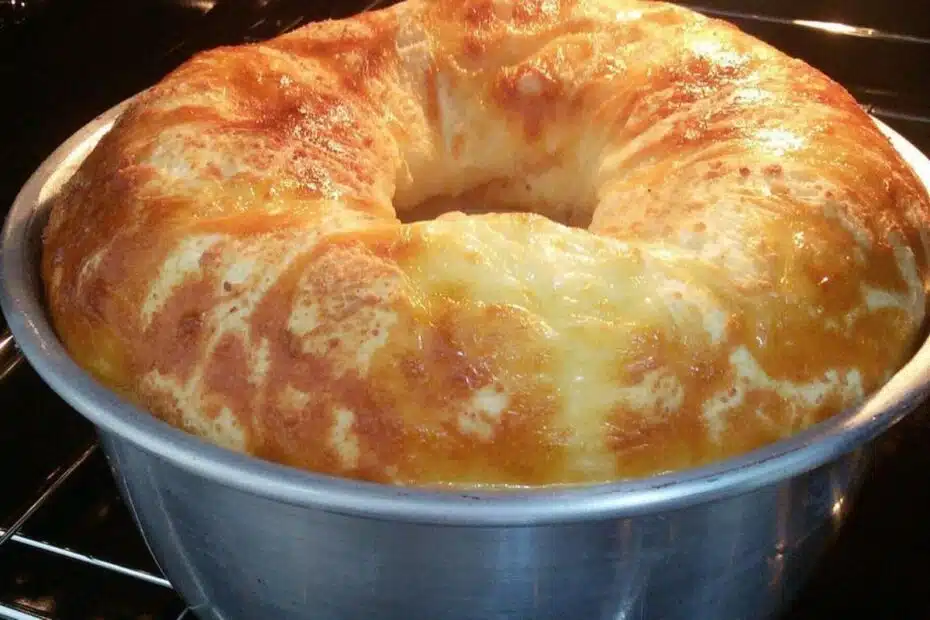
[{"left": 43, "top": 0, "right": 930, "bottom": 488}]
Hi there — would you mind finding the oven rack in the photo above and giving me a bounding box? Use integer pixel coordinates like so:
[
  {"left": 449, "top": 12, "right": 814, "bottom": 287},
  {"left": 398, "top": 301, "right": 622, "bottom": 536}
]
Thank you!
[{"left": 0, "top": 434, "right": 190, "bottom": 620}]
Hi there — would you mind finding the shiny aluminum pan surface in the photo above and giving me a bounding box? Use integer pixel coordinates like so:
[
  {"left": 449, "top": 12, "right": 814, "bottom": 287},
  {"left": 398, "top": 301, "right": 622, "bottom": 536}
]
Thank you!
[{"left": 3, "top": 98, "right": 930, "bottom": 526}]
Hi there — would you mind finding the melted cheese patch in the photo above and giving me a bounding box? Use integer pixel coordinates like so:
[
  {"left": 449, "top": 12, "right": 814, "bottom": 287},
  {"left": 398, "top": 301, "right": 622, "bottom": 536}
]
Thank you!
[
  {"left": 457, "top": 385, "right": 510, "bottom": 440},
  {"left": 613, "top": 369, "right": 684, "bottom": 417},
  {"left": 143, "top": 369, "right": 247, "bottom": 452},
  {"left": 702, "top": 346, "right": 864, "bottom": 442},
  {"left": 329, "top": 407, "right": 360, "bottom": 469},
  {"left": 288, "top": 274, "right": 401, "bottom": 378},
  {"left": 141, "top": 234, "right": 224, "bottom": 328}
]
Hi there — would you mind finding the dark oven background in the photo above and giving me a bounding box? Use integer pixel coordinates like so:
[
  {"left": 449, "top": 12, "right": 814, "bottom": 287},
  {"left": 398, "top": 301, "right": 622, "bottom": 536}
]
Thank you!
[{"left": 1, "top": 1, "right": 929, "bottom": 618}]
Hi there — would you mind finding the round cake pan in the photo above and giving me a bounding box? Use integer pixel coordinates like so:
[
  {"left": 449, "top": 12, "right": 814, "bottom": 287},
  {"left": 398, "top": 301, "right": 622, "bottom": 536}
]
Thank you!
[{"left": 3, "top": 99, "right": 930, "bottom": 620}]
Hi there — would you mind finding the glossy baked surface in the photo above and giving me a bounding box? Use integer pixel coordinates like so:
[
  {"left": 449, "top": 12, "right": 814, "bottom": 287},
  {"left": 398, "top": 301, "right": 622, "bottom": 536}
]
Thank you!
[{"left": 42, "top": 0, "right": 930, "bottom": 488}]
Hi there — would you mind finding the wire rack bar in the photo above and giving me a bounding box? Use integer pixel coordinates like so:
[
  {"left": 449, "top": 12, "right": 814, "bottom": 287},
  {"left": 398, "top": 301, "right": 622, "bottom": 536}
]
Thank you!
[
  {"left": 0, "top": 602, "right": 191, "bottom": 620},
  {"left": 0, "top": 444, "right": 97, "bottom": 548},
  {"left": 0, "top": 437, "right": 181, "bottom": 619},
  {"left": 9, "top": 534, "right": 171, "bottom": 588},
  {"left": 0, "top": 329, "right": 22, "bottom": 384},
  {"left": 679, "top": 3, "right": 930, "bottom": 45},
  {"left": 0, "top": 603, "right": 50, "bottom": 620}
]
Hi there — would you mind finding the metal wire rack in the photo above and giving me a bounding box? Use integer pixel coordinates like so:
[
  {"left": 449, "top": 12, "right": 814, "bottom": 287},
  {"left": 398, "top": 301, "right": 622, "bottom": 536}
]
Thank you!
[
  {"left": 0, "top": 328, "right": 188, "bottom": 619},
  {"left": 0, "top": 431, "right": 188, "bottom": 619}
]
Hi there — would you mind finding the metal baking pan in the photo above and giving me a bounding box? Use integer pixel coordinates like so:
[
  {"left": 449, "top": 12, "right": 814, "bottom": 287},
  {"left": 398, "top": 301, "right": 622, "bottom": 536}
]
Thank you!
[{"left": 3, "top": 98, "right": 930, "bottom": 620}]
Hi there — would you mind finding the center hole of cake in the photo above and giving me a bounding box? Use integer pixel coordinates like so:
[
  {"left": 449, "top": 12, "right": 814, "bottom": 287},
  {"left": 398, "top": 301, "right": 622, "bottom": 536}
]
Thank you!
[{"left": 395, "top": 181, "right": 594, "bottom": 229}]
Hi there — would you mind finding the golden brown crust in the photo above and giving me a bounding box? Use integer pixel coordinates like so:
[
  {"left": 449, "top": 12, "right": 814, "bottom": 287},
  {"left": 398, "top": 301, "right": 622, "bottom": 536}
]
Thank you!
[{"left": 42, "top": 0, "right": 930, "bottom": 488}]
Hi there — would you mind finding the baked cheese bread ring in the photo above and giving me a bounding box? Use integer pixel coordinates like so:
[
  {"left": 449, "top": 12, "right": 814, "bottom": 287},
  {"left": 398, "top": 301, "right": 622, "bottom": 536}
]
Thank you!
[{"left": 42, "top": 0, "right": 930, "bottom": 488}]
